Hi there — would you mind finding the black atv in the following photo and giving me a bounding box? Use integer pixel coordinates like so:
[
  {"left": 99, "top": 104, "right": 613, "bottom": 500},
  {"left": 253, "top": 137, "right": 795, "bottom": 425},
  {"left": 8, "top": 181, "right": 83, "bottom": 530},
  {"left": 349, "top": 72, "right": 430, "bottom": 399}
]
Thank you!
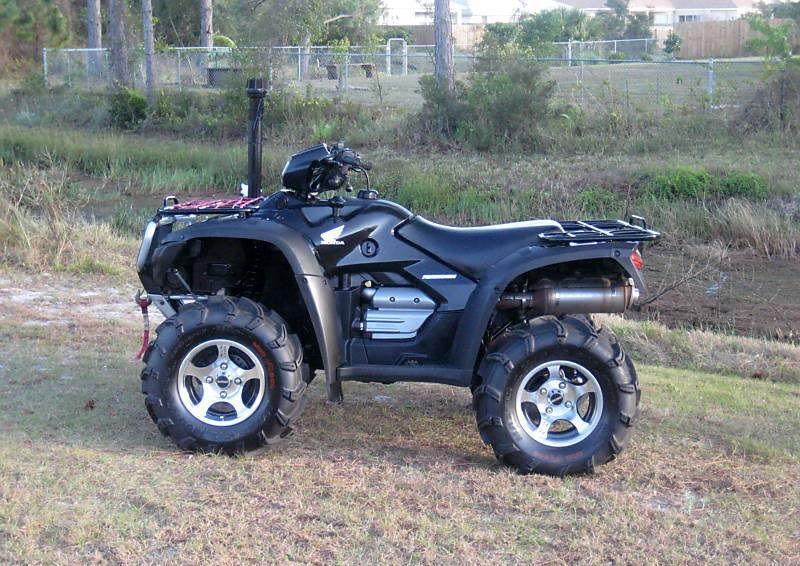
[{"left": 135, "top": 79, "right": 659, "bottom": 476}]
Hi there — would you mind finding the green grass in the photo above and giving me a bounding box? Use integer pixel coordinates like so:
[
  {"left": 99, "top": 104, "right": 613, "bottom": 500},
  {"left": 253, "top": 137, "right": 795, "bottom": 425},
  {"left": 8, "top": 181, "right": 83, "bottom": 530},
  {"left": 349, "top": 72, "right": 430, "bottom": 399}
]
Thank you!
[
  {"left": 1, "top": 125, "right": 798, "bottom": 259},
  {"left": 0, "top": 305, "right": 797, "bottom": 563},
  {"left": 0, "top": 125, "right": 249, "bottom": 193}
]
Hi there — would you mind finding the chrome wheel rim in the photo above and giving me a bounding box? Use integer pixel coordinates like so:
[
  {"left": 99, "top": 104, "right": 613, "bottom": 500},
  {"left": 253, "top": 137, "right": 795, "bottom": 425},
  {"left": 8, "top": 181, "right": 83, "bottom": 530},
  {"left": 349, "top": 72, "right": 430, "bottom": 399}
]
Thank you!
[
  {"left": 514, "top": 360, "right": 604, "bottom": 447},
  {"left": 176, "top": 339, "right": 266, "bottom": 427}
]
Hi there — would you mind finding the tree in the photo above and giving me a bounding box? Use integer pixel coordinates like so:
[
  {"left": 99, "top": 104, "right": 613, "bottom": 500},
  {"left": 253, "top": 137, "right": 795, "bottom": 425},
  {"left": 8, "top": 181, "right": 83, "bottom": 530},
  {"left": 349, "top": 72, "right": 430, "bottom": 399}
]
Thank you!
[
  {"left": 517, "top": 9, "right": 600, "bottom": 45},
  {"left": 0, "top": 0, "right": 69, "bottom": 60},
  {"left": 761, "top": 1, "right": 800, "bottom": 22},
  {"left": 746, "top": 16, "right": 798, "bottom": 71},
  {"left": 316, "top": 0, "right": 383, "bottom": 44},
  {"left": 434, "top": 0, "right": 454, "bottom": 93},
  {"left": 86, "top": 0, "right": 102, "bottom": 75},
  {"left": 142, "top": 0, "right": 155, "bottom": 102},
  {"left": 86, "top": 0, "right": 101, "bottom": 48},
  {"left": 594, "top": 1, "right": 627, "bottom": 40},
  {"left": 108, "top": 0, "right": 131, "bottom": 87},
  {"left": 622, "top": 13, "right": 652, "bottom": 40},
  {"left": 199, "top": 0, "right": 213, "bottom": 47}
]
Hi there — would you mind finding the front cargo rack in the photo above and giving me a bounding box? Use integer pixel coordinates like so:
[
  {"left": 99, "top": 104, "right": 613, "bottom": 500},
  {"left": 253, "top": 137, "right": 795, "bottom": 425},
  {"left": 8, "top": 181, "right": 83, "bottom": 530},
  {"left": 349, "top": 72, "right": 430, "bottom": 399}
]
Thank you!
[
  {"left": 540, "top": 217, "right": 661, "bottom": 245},
  {"left": 158, "top": 195, "right": 265, "bottom": 216}
]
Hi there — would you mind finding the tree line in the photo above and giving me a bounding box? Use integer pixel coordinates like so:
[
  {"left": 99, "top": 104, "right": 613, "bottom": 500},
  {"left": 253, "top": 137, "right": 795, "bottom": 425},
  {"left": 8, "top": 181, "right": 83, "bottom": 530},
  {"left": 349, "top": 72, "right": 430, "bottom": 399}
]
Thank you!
[{"left": 0, "top": 1, "right": 383, "bottom": 63}]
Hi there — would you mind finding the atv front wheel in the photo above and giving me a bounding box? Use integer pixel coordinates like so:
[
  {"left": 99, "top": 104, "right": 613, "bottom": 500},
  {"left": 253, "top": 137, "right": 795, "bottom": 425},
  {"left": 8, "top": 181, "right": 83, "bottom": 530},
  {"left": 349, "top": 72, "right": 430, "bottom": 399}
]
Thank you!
[
  {"left": 473, "top": 315, "right": 640, "bottom": 476},
  {"left": 141, "top": 296, "right": 308, "bottom": 453}
]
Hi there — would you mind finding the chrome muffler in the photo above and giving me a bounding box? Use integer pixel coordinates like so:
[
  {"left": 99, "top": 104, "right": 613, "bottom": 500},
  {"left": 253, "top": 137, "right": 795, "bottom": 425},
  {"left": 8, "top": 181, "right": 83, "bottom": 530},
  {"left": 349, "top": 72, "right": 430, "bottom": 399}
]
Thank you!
[{"left": 498, "top": 278, "right": 638, "bottom": 314}]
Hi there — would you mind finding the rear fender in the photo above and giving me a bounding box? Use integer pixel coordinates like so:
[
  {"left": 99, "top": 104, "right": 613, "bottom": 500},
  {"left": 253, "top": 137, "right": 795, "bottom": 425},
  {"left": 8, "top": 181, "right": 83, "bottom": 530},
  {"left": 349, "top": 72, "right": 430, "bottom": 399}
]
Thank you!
[
  {"left": 449, "top": 241, "right": 644, "bottom": 371},
  {"left": 146, "top": 217, "right": 343, "bottom": 391}
]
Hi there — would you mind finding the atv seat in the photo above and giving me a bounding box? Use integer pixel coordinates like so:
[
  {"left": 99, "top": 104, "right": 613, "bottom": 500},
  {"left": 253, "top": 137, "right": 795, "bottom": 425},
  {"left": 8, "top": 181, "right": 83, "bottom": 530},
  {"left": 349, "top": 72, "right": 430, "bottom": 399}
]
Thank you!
[{"left": 398, "top": 216, "right": 563, "bottom": 279}]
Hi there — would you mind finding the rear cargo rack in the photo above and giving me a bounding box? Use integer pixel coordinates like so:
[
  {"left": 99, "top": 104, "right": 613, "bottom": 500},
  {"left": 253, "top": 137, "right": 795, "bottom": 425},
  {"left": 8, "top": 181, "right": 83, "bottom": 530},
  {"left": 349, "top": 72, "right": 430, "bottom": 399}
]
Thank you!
[
  {"left": 158, "top": 196, "right": 265, "bottom": 216},
  {"left": 540, "top": 218, "right": 661, "bottom": 245}
]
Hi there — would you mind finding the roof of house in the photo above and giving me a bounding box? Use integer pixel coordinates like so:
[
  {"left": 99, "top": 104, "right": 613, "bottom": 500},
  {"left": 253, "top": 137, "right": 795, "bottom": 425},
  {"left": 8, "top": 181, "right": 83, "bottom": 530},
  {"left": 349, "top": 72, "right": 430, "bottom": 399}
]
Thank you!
[
  {"left": 557, "top": 0, "right": 739, "bottom": 10},
  {"left": 671, "top": 0, "right": 737, "bottom": 9},
  {"left": 554, "top": 0, "right": 609, "bottom": 9}
]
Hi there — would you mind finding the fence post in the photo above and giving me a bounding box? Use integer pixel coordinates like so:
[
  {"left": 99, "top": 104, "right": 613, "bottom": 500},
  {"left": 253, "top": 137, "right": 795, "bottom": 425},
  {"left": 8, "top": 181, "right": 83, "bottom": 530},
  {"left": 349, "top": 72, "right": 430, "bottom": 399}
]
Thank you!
[
  {"left": 297, "top": 46, "right": 302, "bottom": 81},
  {"left": 344, "top": 51, "right": 350, "bottom": 90},
  {"left": 385, "top": 41, "right": 391, "bottom": 76},
  {"left": 403, "top": 41, "right": 408, "bottom": 76},
  {"left": 707, "top": 58, "right": 715, "bottom": 102},
  {"left": 268, "top": 47, "right": 274, "bottom": 91},
  {"left": 42, "top": 48, "right": 48, "bottom": 88},
  {"left": 177, "top": 53, "right": 182, "bottom": 88}
]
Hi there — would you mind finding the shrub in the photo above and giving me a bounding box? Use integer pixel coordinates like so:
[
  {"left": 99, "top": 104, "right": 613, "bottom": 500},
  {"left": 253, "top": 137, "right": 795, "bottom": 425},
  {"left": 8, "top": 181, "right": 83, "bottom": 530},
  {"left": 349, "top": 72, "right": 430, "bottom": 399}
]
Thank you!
[
  {"left": 735, "top": 68, "right": 800, "bottom": 134},
  {"left": 18, "top": 70, "right": 46, "bottom": 94},
  {"left": 213, "top": 34, "right": 236, "bottom": 48},
  {"left": 608, "top": 51, "right": 627, "bottom": 63},
  {"left": 417, "top": 47, "right": 560, "bottom": 149},
  {"left": 109, "top": 88, "right": 148, "bottom": 129},
  {"left": 663, "top": 32, "right": 681, "bottom": 56},
  {"left": 641, "top": 166, "right": 713, "bottom": 199},
  {"left": 719, "top": 172, "right": 769, "bottom": 199},
  {"left": 578, "top": 186, "right": 620, "bottom": 215}
]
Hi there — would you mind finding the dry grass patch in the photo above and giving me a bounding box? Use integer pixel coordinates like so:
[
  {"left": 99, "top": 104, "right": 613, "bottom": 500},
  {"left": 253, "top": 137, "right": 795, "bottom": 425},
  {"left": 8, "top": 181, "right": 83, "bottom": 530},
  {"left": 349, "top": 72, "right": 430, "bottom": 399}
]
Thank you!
[
  {"left": 0, "top": 165, "right": 136, "bottom": 274},
  {"left": 603, "top": 314, "right": 800, "bottom": 384},
  {"left": 0, "top": 315, "right": 798, "bottom": 564}
]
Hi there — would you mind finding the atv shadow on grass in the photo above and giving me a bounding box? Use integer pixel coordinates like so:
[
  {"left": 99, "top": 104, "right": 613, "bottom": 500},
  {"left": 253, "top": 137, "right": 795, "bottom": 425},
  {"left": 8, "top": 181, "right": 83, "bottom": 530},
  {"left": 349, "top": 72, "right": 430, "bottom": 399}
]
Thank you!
[{"left": 2, "top": 340, "right": 497, "bottom": 470}]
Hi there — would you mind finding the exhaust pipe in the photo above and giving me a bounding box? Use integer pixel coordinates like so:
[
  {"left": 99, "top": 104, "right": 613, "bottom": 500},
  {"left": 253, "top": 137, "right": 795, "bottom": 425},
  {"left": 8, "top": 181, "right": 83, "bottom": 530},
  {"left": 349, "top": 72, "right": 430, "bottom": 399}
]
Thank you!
[
  {"left": 498, "top": 279, "right": 638, "bottom": 314},
  {"left": 246, "top": 77, "right": 267, "bottom": 198}
]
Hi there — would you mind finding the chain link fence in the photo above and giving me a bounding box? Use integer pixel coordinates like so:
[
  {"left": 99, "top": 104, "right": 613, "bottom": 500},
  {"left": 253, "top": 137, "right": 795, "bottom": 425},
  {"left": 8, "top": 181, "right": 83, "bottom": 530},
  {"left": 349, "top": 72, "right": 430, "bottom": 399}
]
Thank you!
[{"left": 42, "top": 40, "right": 765, "bottom": 114}]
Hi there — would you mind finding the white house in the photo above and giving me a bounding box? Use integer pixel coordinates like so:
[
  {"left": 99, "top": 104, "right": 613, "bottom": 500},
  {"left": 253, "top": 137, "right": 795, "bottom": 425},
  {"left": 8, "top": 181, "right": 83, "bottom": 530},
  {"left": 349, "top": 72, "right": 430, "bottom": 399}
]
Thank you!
[
  {"left": 380, "top": 0, "right": 567, "bottom": 26},
  {"left": 553, "top": 0, "right": 764, "bottom": 26},
  {"left": 381, "top": 0, "right": 771, "bottom": 28}
]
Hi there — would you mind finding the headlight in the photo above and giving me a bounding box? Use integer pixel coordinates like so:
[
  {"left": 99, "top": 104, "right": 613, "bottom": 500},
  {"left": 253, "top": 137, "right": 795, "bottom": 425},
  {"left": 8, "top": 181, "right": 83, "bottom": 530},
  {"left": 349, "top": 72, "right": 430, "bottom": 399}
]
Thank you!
[{"left": 136, "top": 220, "right": 158, "bottom": 272}]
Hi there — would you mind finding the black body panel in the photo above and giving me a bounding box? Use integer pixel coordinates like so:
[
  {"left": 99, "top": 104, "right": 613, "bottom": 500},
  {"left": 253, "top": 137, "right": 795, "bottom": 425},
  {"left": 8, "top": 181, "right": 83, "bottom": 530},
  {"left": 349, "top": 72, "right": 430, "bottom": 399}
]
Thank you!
[{"left": 397, "top": 216, "right": 564, "bottom": 279}]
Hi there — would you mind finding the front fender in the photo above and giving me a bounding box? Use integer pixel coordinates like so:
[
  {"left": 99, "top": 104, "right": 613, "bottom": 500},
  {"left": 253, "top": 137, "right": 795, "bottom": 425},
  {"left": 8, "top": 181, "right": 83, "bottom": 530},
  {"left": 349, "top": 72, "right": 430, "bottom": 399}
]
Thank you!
[{"left": 143, "top": 216, "right": 343, "bottom": 394}]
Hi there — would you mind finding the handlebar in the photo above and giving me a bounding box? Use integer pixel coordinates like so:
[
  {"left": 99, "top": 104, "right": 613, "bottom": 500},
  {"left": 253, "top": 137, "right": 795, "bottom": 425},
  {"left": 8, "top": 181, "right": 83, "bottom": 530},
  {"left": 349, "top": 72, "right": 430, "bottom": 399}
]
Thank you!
[
  {"left": 309, "top": 143, "right": 372, "bottom": 195},
  {"left": 328, "top": 145, "right": 370, "bottom": 171}
]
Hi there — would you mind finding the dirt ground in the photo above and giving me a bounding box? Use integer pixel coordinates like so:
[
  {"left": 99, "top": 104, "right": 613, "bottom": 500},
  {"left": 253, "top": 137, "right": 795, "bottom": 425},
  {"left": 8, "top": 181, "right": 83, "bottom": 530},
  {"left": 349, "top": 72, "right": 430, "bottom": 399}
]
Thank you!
[{"left": 636, "top": 246, "right": 800, "bottom": 342}]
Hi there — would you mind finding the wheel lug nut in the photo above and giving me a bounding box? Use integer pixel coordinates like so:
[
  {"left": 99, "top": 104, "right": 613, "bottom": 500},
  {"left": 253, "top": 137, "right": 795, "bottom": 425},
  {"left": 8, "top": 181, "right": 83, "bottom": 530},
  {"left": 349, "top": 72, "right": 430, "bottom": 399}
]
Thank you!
[
  {"left": 234, "top": 377, "right": 242, "bottom": 385},
  {"left": 220, "top": 391, "right": 227, "bottom": 398},
  {"left": 559, "top": 382, "right": 567, "bottom": 389},
  {"left": 540, "top": 388, "right": 547, "bottom": 395},
  {"left": 565, "top": 401, "right": 573, "bottom": 409},
  {"left": 220, "top": 363, "right": 228, "bottom": 370},
  {"left": 205, "top": 376, "right": 213, "bottom": 383},
  {"left": 545, "top": 407, "right": 553, "bottom": 414}
]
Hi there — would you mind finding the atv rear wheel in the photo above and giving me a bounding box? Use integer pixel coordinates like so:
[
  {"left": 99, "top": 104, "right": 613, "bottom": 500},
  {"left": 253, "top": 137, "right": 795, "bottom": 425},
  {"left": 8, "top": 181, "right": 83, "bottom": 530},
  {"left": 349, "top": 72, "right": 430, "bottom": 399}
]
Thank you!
[
  {"left": 473, "top": 315, "right": 640, "bottom": 476},
  {"left": 141, "top": 296, "right": 308, "bottom": 453}
]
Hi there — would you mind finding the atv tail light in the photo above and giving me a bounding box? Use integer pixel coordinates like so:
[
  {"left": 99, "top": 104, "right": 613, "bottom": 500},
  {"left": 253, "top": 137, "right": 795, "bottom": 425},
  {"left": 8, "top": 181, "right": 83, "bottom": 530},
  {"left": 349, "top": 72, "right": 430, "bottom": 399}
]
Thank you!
[{"left": 630, "top": 249, "right": 644, "bottom": 271}]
